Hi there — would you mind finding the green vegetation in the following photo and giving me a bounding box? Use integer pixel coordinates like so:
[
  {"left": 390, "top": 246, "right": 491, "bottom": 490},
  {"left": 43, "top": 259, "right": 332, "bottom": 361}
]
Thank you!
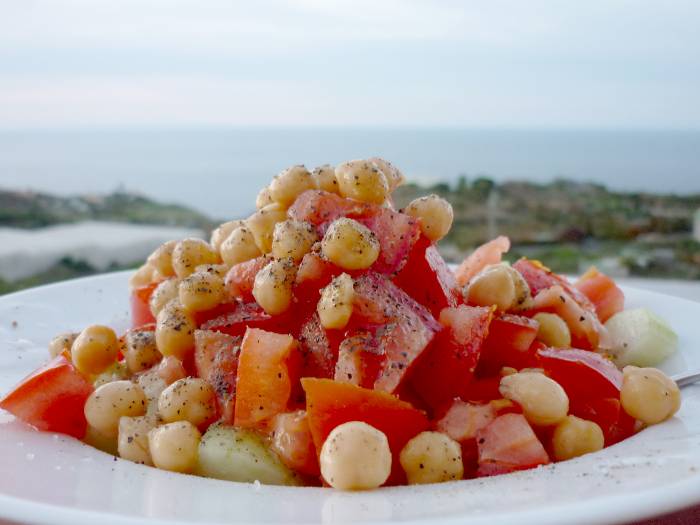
[
  {"left": 0, "top": 189, "right": 214, "bottom": 230},
  {"left": 394, "top": 178, "right": 700, "bottom": 279}
]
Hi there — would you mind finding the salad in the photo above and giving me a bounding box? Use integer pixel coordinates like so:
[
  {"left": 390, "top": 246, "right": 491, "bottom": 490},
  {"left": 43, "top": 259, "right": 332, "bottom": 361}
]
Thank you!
[{"left": 0, "top": 159, "right": 682, "bottom": 490}]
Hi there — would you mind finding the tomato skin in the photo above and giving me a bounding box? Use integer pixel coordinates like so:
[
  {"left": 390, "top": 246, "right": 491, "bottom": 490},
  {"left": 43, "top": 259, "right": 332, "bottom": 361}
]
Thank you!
[
  {"left": 0, "top": 353, "right": 93, "bottom": 438},
  {"left": 194, "top": 330, "right": 240, "bottom": 424},
  {"left": 476, "top": 413, "right": 549, "bottom": 477},
  {"left": 224, "top": 256, "right": 270, "bottom": 302},
  {"left": 302, "top": 378, "right": 429, "bottom": 485},
  {"left": 575, "top": 267, "right": 625, "bottom": 323},
  {"left": 410, "top": 305, "right": 493, "bottom": 412},
  {"left": 455, "top": 236, "right": 510, "bottom": 287},
  {"left": 130, "top": 282, "right": 158, "bottom": 328},
  {"left": 477, "top": 314, "right": 539, "bottom": 375},
  {"left": 537, "top": 348, "right": 622, "bottom": 401},
  {"left": 394, "top": 236, "right": 460, "bottom": 317},
  {"left": 270, "top": 410, "right": 320, "bottom": 477},
  {"left": 199, "top": 301, "right": 282, "bottom": 338},
  {"left": 234, "top": 328, "right": 302, "bottom": 429}
]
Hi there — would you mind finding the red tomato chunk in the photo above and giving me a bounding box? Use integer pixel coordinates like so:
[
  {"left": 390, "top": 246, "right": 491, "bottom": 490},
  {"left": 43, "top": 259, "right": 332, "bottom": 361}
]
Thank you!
[
  {"left": 476, "top": 413, "right": 549, "bottom": 476},
  {"left": 0, "top": 353, "right": 93, "bottom": 438},
  {"left": 194, "top": 330, "right": 240, "bottom": 424},
  {"left": 130, "top": 282, "right": 158, "bottom": 328},
  {"left": 575, "top": 267, "right": 625, "bottom": 323},
  {"left": 476, "top": 314, "right": 539, "bottom": 375}
]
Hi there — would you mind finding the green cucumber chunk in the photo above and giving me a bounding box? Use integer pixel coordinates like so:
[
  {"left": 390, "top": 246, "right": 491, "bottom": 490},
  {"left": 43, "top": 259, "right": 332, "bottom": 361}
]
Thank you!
[{"left": 605, "top": 308, "right": 678, "bottom": 367}]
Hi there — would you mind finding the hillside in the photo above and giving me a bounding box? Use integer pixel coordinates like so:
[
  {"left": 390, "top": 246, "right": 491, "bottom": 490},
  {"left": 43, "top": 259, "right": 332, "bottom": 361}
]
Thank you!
[{"left": 0, "top": 189, "right": 214, "bottom": 230}]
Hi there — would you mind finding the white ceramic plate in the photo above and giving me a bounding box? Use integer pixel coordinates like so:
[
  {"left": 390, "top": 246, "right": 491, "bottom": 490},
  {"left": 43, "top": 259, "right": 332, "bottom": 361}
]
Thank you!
[{"left": 1, "top": 272, "right": 699, "bottom": 525}]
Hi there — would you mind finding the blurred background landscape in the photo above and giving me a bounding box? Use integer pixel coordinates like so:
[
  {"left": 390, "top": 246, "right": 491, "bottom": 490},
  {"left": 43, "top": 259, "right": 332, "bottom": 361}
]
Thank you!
[{"left": 1, "top": 1, "right": 698, "bottom": 296}]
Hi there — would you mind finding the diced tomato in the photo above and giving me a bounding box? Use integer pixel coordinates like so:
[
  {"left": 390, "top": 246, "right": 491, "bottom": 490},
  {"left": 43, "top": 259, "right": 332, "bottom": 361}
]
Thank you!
[
  {"left": 224, "top": 256, "right": 270, "bottom": 301},
  {"left": 288, "top": 190, "right": 366, "bottom": 226},
  {"left": 356, "top": 207, "right": 420, "bottom": 275},
  {"left": 537, "top": 348, "right": 622, "bottom": 401},
  {"left": 394, "top": 236, "right": 460, "bottom": 317},
  {"left": 455, "top": 236, "right": 510, "bottom": 287},
  {"left": 575, "top": 267, "right": 625, "bottom": 323},
  {"left": 194, "top": 330, "right": 240, "bottom": 423},
  {"left": 410, "top": 305, "right": 493, "bottom": 412},
  {"left": 513, "top": 258, "right": 594, "bottom": 312},
  {"left": 302, "top": 378, "right": 429, "bottom": 485},
  {"left": 570, "top": 397, "right": 636, "bottom": 446},
  {"left": 0, "top": 353, "right": 93, "bottom": 438},
  {"left": 334, "top": 330, "right": 385, "bottom": 388},
  {"left": 199, "top": 301, "right": 276, "bottom": 338},
  {"left": 297, "top": 313, "right": 340, "bottom": 379},
  {"left": 477, "top": 314, "right": 540, "bottom": 375},
  {"left": 130, "top": 282, "right": 158, "bottom": 328},
  {"left": 294, "top": 252, "right": 342, "bottom": 306},
  {"left": 476, "top": 413, "right": 549, "bottom": 477},
  {"left": 351, "top": 273, "right": 440, "bottom": 393},
  {"left": 153, "top": 355, "right": 187, "bottom": 385},
  {"left": 528, "top": 286, "right": 605, "bottom": 350},
  {"left": 270, "top": 410, "right": 320, "bottom": 477},
  {"left": 435, "top": 400, "right": 496, "bottom": 476},
  {"left": 234, "top": 328, "right": 302, "bottom": 428},
  {"left": 461, "top": 376, "right": 503, "bottom": 403}
]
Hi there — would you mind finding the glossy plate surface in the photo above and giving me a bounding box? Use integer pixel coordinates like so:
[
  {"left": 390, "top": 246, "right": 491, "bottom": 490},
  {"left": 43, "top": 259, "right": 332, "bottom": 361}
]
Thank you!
[{"left": 0, "top": 272, "right": 699, "bottom": 525}]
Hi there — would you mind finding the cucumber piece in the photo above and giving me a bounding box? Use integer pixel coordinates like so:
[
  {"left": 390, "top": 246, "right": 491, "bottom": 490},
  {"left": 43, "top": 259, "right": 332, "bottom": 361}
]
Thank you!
[
  {"left": 196, "top": 424, "right": 299, "bottom": 486},
  {"left": 605, "top": 308, "right": 678, "bottom": 367}
]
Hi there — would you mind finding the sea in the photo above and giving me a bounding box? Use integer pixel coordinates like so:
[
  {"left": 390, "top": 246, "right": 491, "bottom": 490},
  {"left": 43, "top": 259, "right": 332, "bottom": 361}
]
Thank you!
[{"left": 0, "top": 127, "right": 699, "bottom": 220}]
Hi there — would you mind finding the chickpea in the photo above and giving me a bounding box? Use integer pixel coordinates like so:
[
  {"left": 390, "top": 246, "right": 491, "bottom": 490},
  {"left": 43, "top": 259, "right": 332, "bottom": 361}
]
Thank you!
[
  {"left": 148, "top": 421, "right": 201, "bottom": 473},
  {"left": 399, "top": 431, "right": 463, "bottom": 485},
  {"left": 178, "top": 271, "right": 226, "bottom": 313},
  {"left": 317, "top": 273, "right": 354, "bottom": 330},
  {"left": 252, "top": 258, "right": 296, "bottom": 315},
  {"left": 499, "top": 372, "right": 569, "bottom": 426},
  {"left": 149, "top": 278, "right": 180, "bottom": 318},
  {"left": 620, "top": 366, "right": 681, "bottom": 425},
  {"left": 158, "top": 377, "right": 217, "bottom": 426},
  {"left": 466, "top": 263, "right": 532, "bottom": 311},
  {"left": 312, "top": 164, "right": 340, "bottom": 194},
  {"left": 246, "top": 203, "right": 288, "bottom": 253},
  {"left": 84, "top": 380, "right": 147, "bottom": 438},
  {"left": 404, "top": 194, "right": 454, "bottom": 242},
  {"left": 269, "top": 165, "right": 316, "bottom": 207},
  {"left": 321, "top": 218, "right": 380, "bottom": 270},
  {"left": 210, "top": 220, "right": 244, "bottom": 253},
  {"left": 271, "top": 220, "right": 319, "bottom": 262},
  {"left": 124, "top": 328, "right": 161, "bottom": 374},
  {"left": 368, "top": 157, "right": 405, "bottom": 191},
  {"left": 194, "top": 263, "right": 229, "bottom": 278},
  {"left": 129, "top": 264, "right": 158, "bottom": 289},
  {"left": 147, "top": 240, "right": 178, "bottom": 278},
  {"left": 533, "top": 312, "right": 572, "bottom": 347},
  {"left": 320, "top": 421, "right": 391, "bottom": 490},
  {"left": 256, "top": 186, "right": 274, "bottom": 209},
  {"left": 335, "top": 160, "right": 389, "bottom": 204},
  {"left": 48, "top": 332, "right": 78, "bottom": 359},
  {"left": 171, "top": 238, "right": 219, "bottom": 279},
  {"left": 155, "top": 300, "right": 196, "bottom": 360},
  {"left": 220, "top": 226, "right": 262, "bottom": 266},
  {"left": 118, "top": 415, "right": 156, "bottom": 465},
  {"left": 552, "top": 415, "right": 604, "bottom": 461},
  {"left": 72, "top": 325, "right": 120, "bottom": 375}
]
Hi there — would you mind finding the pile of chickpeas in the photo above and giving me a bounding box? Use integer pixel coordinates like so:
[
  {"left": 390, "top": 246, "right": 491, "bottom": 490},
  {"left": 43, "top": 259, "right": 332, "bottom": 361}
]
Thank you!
[{"left": 44, "top": 157, "right": 682, "bottom": 489}]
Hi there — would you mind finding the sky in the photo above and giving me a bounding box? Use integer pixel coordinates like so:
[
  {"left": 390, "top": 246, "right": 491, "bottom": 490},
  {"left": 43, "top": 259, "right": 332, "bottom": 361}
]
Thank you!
[{"left": 1, "top": 0, "right": 699, "bottom": 129}]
